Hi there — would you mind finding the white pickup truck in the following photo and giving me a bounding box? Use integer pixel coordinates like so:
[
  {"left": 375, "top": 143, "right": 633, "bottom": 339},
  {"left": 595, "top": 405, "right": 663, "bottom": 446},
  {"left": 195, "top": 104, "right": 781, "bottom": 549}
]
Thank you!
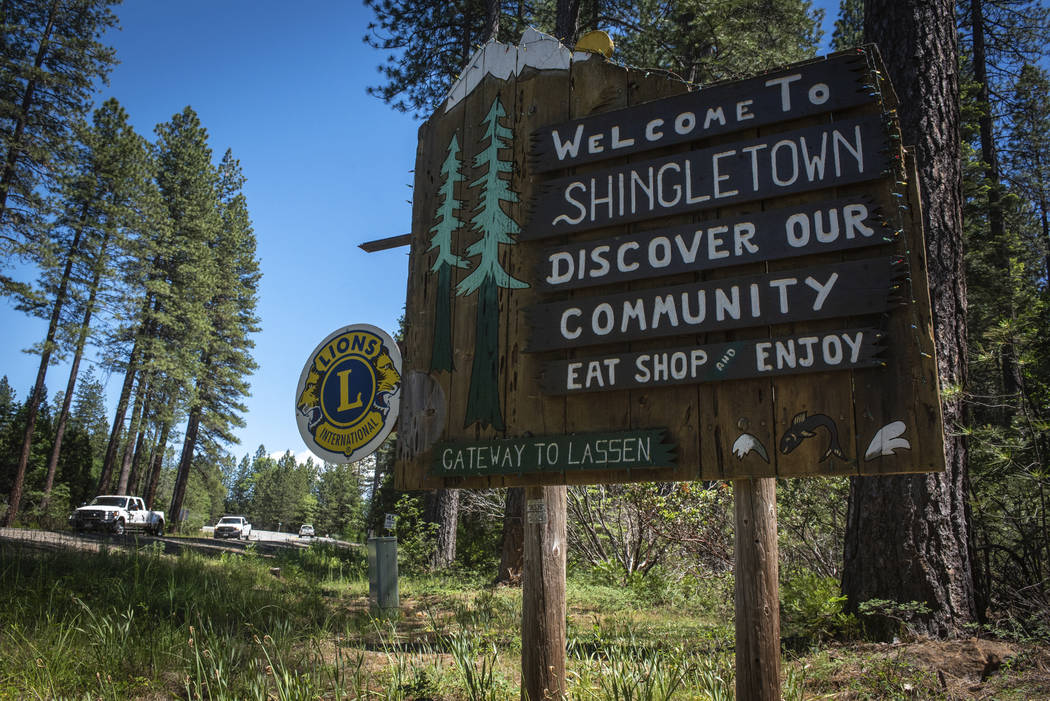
[
  {"left": 213, "top": 516, "right": 252, "bottom": 540},
  {"left": 69, "top": 495, "right": 165, "bottom": 536}
]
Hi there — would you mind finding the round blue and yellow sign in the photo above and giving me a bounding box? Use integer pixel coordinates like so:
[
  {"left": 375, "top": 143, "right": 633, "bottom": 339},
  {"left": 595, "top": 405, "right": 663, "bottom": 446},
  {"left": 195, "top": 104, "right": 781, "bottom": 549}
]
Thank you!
[{"left": 295, "top": 324, "right": 402, "bottom": 463}]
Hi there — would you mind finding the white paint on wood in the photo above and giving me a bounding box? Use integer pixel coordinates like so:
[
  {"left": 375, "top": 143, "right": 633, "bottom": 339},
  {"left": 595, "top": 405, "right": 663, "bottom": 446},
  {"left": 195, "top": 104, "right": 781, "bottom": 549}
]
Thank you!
[
  {"left": 444, "top": 28, "right": 596, "bottom": 112},
  {"left": 864, "top": 420, "right": 911, "bottom": 459}
]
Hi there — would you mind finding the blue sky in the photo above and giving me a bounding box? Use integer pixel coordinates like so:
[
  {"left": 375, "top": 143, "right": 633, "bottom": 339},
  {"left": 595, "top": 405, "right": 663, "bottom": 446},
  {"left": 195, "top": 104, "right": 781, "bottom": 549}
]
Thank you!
[{"left": 0, "top": 1, "right": 840, "bottom": 465}]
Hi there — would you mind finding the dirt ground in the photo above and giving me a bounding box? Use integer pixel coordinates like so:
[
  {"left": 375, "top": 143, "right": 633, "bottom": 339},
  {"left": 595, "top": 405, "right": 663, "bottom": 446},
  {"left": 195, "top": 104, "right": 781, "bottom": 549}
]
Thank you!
[{"left": 794, "top": 636, "right": 1050, "bottom": 699}]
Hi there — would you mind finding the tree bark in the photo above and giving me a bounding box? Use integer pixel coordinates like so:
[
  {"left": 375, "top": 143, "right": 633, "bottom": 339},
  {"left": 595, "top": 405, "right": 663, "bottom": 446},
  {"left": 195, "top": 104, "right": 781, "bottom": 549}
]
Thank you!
[
  {"left": 843, "top": 0, "right": 976, "bottom": 638},
  {"left": 496, "top": 486, "right": 525, "bottom": 584},
  {"left": 484, "top": 0, "right": 500, "bottom": 42},
  {"left": 425, "top": 488, "right": 460, "bottom": 569},
  {"left": 98, "top": 336, "right": 142, "bottom": 494},
  {"left": 555, "top": 0, "right": 581, "bottom": 44},
  {"left": 169, "top": 404, "right": 202, "bottom": 527},
  {"left": 144, "top": 420, "right": 171, "bottom": 510},
  {"left": 127, "top": 413, "right": 152, "bottom": 496},
  {"left": 116, "top": 375, "right": 149, "bottom": 494}
]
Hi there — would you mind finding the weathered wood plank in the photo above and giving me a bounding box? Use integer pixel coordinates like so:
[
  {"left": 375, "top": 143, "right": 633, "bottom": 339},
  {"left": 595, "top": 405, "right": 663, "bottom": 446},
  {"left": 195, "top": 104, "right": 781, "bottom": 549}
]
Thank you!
[{"left": 531, "top": 51, "right": 875, "bottom": 172}]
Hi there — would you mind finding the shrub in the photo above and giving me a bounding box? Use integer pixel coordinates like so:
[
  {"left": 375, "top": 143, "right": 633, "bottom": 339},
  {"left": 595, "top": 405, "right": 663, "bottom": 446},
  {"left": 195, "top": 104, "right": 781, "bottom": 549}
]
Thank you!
[{"left": 780, "top": 570, "right": 856, "bottom": 649}]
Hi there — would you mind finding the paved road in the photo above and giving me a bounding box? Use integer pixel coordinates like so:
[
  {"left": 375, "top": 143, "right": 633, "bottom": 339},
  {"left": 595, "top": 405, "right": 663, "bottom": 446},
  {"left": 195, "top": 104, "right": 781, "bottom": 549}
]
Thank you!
[{"left": 0, "top": 527, "right": 357, "bottom": 558}]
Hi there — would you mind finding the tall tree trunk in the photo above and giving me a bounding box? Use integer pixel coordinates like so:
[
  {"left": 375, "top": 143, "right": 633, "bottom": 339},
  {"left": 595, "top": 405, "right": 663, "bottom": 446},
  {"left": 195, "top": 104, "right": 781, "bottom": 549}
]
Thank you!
[
  {"left": 496, "top": 486, "right": 525, "bottom": 584},
  {"left": 98, "top": 294, "right": 160, "bottom": 495},
  {"left": 169, "top": 404, "right": 202, "bottom": 527},
  {"left": 970, "top": 0, "right": 1021, "bottom": 415},
  {"left": 3, "top": 211, "right": 87, "bottom": 526},
  {"left": 555, "top": 0, "right": 581, "bottom": 44},
  {"left": 41, "top": 231, "right": 108, "bottom": 506},
  {"left": 484, "top": 0, "right": 500, "bottom": 42},
  {"left": 0, "top": 0, "right": 58, "bottom": 222},
  {"left": 145, "top": 420, "right": 171, "bottom": 510},
  {"left": 128, "top": 419, "right": 153, "bottom": 496},
  {"left": 1040, "top": 190, "right": 1050, "bottom": 282},
  {"left": 116, "top": 376, "right": 149, "bottom": 494},
  {"left": 842, "top": 0, "right": 976, "bottom": 638},
  {"left": 426, "top": 488, "right": 460, "bottom": 569}
]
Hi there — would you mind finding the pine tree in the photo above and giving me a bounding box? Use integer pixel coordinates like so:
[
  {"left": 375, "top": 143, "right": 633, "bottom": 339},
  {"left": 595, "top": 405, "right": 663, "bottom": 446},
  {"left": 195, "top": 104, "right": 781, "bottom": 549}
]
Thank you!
[
  {"left": 39, "top": 99, "right": 155, "bottom": 505},
  {"left": 363, "top": 0, "right": 534, "bottom": 116},
  {"left": 0, "top": 0, "right": 119, "bottom": 293},
  {"left": 315, "top": 461, "right": 366, "bottom": 539},
  {"left": 0, "top": 377, "right": 16, "bottom": 431},
  {"left": 457, "top": 96, "right": 528, "bottom": 430},
  {"left": 958, "top": 0, "right": 1049, "bottom": 414},
  {"left": 831, "top": 0, "right": 864, "bottom": 50},
  {"left": 842, "top": 0, "right": 977, "bottom": 638},
  {"left": 608, "top": 0, "right": 822, "bottom": 84},
  {"left": 169, "top": 147, "right": 260, "bottom": 527},
  {"left": 2, "top": 96, "right": 148, "bottom": 523},
  {"left": 1005, "top": 64, "right": 1050, "bottom": 282},
  {"left": 428, "top": 133, "right": 468, "bottom": 372}
]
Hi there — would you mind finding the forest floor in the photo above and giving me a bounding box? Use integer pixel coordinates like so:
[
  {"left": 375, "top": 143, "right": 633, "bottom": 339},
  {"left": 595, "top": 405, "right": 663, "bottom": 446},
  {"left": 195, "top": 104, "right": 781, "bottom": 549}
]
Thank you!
[{"left": 0, "top": 527, "right": 1048, "bottom": 699}]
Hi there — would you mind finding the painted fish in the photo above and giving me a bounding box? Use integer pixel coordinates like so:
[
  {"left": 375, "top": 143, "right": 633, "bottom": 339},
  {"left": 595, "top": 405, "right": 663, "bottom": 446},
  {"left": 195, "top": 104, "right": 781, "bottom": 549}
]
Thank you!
[{"left": 779, "top": 411, "right": 846, "bottom": 461}]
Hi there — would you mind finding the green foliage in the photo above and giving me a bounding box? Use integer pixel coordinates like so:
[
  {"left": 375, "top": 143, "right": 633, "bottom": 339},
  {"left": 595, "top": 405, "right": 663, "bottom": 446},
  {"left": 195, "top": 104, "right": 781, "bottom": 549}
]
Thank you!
[
  {"left": 609, "top": 0, "right": 823, "bottom": 84},
  {"left": 314, "top": 460, "right": 367, "bottom": 541},
  {"left": 831, "top": 0, "right": 864, "bottom": 50},
  {"left": 446, "top": 630, "right": 507, "bottom": 701},
  {"left": 363, "top": 0, "right": 535, "bottom": 116},
  {"left": 0, "top": 0, "right": 120, "bottom": 285},
  {"left": 241, "top": 449, "right": 319, "bottom": 531},
  {"left": 568, "top": 624, "right": 708, "bottom": 701},
  {"left": 847, "top": 650, "right": 947, "bottom": 700},
  {"left": 391, "top": 493, "right": 439, "bottom": 574},
  {"left": 780, "top": 571, "right": 856, "bottom": 648},
  {"left": 777, "top": 477, "right": 849, "bottom": 579},
  {"left": 855, "top": 599, "right": 933, "bottom": 640},
  {"left": 278, "top": 541, "right": 366, "bottom": 582}
]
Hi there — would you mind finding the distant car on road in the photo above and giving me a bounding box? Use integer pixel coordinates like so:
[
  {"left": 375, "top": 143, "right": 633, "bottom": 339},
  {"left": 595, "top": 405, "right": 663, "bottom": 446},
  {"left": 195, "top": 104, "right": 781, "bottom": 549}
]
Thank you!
[
  {"left": 298, "top": 524, "right": 314, "bottom": 538},
  {"left": 213, "top": 516, "right": 252, "bottom": 540},
  {"left": 69, "top": 495, "right": 165, "bottom": 536}
]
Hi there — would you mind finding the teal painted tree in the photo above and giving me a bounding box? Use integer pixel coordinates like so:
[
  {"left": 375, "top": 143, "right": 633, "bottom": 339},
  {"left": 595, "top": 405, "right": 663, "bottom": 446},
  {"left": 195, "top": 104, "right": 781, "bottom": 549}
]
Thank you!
[
  {"left": 428, "top": 133, "right": 468, "bottom": 372},
  {"left": 456, "top": 97, "right": 528, "bottom": 430}
]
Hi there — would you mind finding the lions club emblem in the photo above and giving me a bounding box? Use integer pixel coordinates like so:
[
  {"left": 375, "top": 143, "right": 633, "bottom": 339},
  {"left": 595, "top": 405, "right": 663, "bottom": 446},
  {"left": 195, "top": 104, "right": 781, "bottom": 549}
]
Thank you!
[{"left": 296, "top": 324, "right": 402, "bottom": 463}]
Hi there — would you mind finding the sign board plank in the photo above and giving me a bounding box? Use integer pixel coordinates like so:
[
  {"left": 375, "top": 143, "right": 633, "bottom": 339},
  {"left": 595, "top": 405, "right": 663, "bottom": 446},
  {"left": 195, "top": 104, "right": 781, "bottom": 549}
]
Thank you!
[
  {"left": 523, "top": 115, "right": 895, "bottom": 240},
  {"left": 530, "top": 52, "right": 875, "bottom": 172},
  {"left": 527, "top": 256, "right": 906, "bottom": 351},
  {"left": 541, "top": 327, "right": 884, "bottom": 394},
  {"left": 432, "top": 430, "right": 676, "bottom": 478},
  {"left": 536, "top": 196, "right": 894, "bottom": 291}
]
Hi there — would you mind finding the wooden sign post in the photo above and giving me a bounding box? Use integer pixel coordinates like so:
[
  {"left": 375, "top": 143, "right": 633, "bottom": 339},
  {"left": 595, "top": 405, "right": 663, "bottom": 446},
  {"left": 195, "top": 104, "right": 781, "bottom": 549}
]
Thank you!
[
  {"left": 735, "top": 478, "right": 780, "bottom": 699},
  {"left": 522, "top": 486, "right": 567, "bottom": 700},
  {"left": 394, "top": 31, "right": 942, "bottom": 701}
]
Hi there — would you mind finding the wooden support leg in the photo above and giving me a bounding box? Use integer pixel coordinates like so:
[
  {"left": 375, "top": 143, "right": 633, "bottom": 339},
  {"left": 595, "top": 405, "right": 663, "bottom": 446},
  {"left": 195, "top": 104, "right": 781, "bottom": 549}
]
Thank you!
[
  {"left": 734, "top": 477, "right": 781, "bottom": 701},
  {"left": 521, "top": 485, "right": 567, "bottom": 701}
]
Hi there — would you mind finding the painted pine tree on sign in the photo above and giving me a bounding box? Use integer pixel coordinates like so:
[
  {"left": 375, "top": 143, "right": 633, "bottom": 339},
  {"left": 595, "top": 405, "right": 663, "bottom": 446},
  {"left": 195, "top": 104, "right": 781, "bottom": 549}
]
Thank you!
[
  {"left": 457, "top": 97, "right": 528, "bottom": 430},
  {"left": 428, "top": 133, "right": 468, "bottom": 372}
]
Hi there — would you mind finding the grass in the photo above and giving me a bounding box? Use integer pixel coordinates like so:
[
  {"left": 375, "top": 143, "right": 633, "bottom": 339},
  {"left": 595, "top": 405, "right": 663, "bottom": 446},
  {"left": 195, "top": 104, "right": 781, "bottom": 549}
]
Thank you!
[{"left": 0, "top": 538, "right": 1047, "bottom": 699}]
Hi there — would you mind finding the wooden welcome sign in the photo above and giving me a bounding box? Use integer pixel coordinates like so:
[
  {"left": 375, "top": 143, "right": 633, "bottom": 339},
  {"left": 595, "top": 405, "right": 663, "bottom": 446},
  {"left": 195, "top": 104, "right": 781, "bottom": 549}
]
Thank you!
[{"left": 396, "top": 34, "right": 945, "bottom": 490}]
